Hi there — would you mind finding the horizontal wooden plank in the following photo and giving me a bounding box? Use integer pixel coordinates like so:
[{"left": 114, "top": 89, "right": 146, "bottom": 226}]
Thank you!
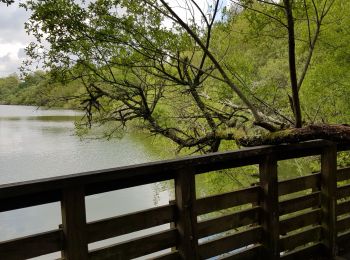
[
  {"left": 279, "top": 192, "right": 320, "bottom": 216},
  {"left": 280, "top": 243, "right": 323, "bottom": 260},
  {"left": 338, "top": 184, "right": 350, "bottom": 199},
  {"left": 337, "top": 143, "right": 350, "bottom": 152},
  {"left": 0, "top": 191, "right": 61, "bottom": 212},
  {"left": 89, "top": 228, "right": 177, "bottom": 260},
  {"left": 198, "top": 226, "right": 262, "bottom": 258},
  {"left": 338, "top": 229, "right": 350, "bottom": 249},
  {"left": 278, "top": 174, "right": 319, "bottom": 196},
  {"left": 150, "top": 251, "right": 181, "bottom": 260},
  {"left": 337, "top": 167, "right": 350, "bottom": 182},
  {"left": 217, "top": 244, "right": 262, "bottom": 260},
  {"left": 280, "top": 209, "right": 321, "bottom": 234},
  {"left": 196, "top": 186, "right": 260, "bottom": 215},
  {"left": 0, "top": 229, "right": 62, "bottom": 260},
  {"left": 280, "top": 226, "right": 321, "bottom": 252},
  {"left": 197, "top": 207, "right": 260, "bottom": 239},
  {"left": 337, "top": 216, "right": 350, "bottom": 233},
  {"left": 0, "top": 140, "right": 332, "bottom": 204},
  {"left": 87, "top": 204, "right": 175, "bottom": 243},
  {"left": 337, "top": 200, "right": 350, "bottom": 216}
]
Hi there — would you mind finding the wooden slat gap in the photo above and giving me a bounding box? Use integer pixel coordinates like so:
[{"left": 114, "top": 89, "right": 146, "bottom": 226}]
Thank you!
[
  {"left": 0, "top": 229, "right": 63, "bottom": 260},
  {"left": 89, "top": 228, "right": 177, "bottom": 260},
  {"left": 337, "top": 167, "right": 350, "bottom": 182},
  {"left": 197, "top": 206, "right": 261, "bottom": 239},
  {"left": 196, "top": 186, "right": 260, "bottom": 216},
  {"left": 279, "top": 191, "right": 320, "bottom": 216},
  {"left": 280, "top": 225, "right": 321, "bottom": 252},
  {"left": 278, "top": 173, "right": 319, "bottom": 196},
  {"left": 87, "top": 203, "right": 175, "bottom": 243},
  {"left": 198, "top": 226, "right": 262, "bottom": 259},
  {"left": 279, "top": 208, "right": 321, "bottom": 234}
]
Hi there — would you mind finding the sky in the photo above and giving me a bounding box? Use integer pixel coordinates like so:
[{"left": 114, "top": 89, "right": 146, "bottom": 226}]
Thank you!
[
  {"left": 0, "top": 0, "right": 226, "bottom": 78},
  {"left": 0, "top": 2, "right": 32, "bottom": 77}
]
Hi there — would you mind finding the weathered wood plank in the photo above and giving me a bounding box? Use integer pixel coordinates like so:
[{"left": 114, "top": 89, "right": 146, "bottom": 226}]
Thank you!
[
  {"left": 61, "top": 187, "right": 88, "bottom": 260},
  {"left": 259, "top": 155, "right": 279, "bottom": 260},
  {"left": 0, "top": 230, "right": 62, "bottom": 260},
  {"left": 150, "top": 251, "right": 181, "bottom": 260},
  {"left": 337, "top": 216, "right": 350, "bottom": 233},
  {"left": 198, "top": 226, "right": 262, "bottom": 259},
  {"left": 337, "top": 167, "right": 350, "bottom": 182},
  {"left": 0, "top": 140, "right": 331, "bottom": 204},
  {"left": 278, "top": 173, "right": 319, "bottom": 196},
  {"left": 217, "top": 244, "right": 262, "bottom": 260},
  {"left": 0, "top": 191, "right": 61, "bottom": 212},
  {"left": 337, "top": 200, "right": 350, "bottom": 216},
  {"left": 279, "top": 209, "right": 321, "bottom": 234},
  {"left": 279, "top": 192, "right": 320, "bottom": 216},
  {"left": 280, "top": 226, "right": 321, "bottom": 252},
  {"left": 337, "top": 229, "right": 350, "bottom": 250},
  {"left": 87, "top": 204, "right": 175, "bottom": 243},
  {"left": 173, "top": 168, "right": 199, "bottom": 259},
  {"left": 337, "top": 184, "right": 350, "bottom": 199},
  {"left": 89, "top": 228, "right": 177, "bottom": 260},
  {"left": 197, "top": 206, "right": 260, "bottom": 239},
  {"left": 196, "top": 186, "right": 260, "bottom": 215},
  {"left": 280, "top": 243, "right": 323, "bottom": 260},
  {"left": 320, "top": 144, "right": 337, "bottom": 258}
]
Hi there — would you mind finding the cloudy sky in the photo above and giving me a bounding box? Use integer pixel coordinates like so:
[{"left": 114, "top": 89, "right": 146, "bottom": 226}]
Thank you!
[
  {"left": 0, "top": 2, "right": 32, "bottom": 77},
  {"left": 0, "top": 0, "right": 227, "bottom": 78}
]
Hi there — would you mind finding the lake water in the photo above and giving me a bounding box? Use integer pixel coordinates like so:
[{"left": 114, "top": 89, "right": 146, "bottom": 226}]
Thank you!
[{"left": 0, "top": 105, "right": 171, "bottom": 259}]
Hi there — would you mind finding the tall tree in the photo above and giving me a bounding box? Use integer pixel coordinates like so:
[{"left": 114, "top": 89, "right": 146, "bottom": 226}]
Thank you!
[{"left": 21, "top": 0, "right": 343, "bottom": 152}]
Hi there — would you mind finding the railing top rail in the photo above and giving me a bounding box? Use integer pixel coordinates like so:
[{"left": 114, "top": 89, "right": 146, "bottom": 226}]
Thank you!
[{"left": 0, "top": 139, "right": 348, "bottom": 212}]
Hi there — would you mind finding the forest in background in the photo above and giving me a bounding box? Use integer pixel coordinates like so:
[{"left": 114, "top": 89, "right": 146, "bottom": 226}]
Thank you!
[
  {"left": 1, "top": 0, "right": 349, "bottom": 153},
  {"left": 0, "top": 71, "right": 81, "bottom": 108}
]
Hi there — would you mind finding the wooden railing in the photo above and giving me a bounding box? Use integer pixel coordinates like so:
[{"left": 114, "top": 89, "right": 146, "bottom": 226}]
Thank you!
[{"left": 1, "top": 139, "right": 350, "bottom": 259}]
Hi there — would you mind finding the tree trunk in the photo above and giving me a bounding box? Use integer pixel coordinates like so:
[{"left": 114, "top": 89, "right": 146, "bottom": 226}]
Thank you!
[
  {"left": 238, "top": 124, "right": 350, "bottom": 147},
  {"left": 284, "top": 0, "right": 303, "bottom": 128}
]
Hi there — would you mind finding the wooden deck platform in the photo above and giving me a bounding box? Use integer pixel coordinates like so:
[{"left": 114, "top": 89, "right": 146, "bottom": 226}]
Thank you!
[{"left": 1, "top": 139, "right": 350, "bottom": 259}]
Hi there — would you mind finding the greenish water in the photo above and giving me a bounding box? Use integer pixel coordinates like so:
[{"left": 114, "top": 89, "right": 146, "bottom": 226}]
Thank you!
[
  {"left": 0, "top": 105, "right": 317, "bottom": 259},
  {"left": 0, "top": 105, "right": 171, "bottom": 259}
]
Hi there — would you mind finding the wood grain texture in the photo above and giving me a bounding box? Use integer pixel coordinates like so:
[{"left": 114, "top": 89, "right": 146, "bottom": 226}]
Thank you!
[
  {"left": 259, "top": 155, "right": 279, "bottom": 260},
  {"left": 174, "top": 167, "right": 199, "bottom": 259},
  {"left": 196, "top": 186, "right": 260, "bottom": 215},
  {"left": 280, "top": 243, "right": 323, "bottom": 260},
  {"left": 89, "top": 228, "right": 177, "bottom": 260},
  {"left": 280, "top": 209, "right": 321, "bottom": 234},
  {"left": 280, "top": 226, "right": 321, "bottom": 252},
  {"left": 321, "top": 144, "right": 337, "bottom": 257},
  {"left": 0, "top": 230, "right": 62, "bottom": 260},
  {"left": 337, "top": 167, "right": 350, "bottom": 182},
  {"left": 87, "top": 203, "right": 175, "bottom": 243},
  {"left": 279, "top": 192, "right": 320, "bottom": 216},
  {"left": 61, "top": 187, "right": 88, "bottom": 260},
  {"left": 197, "top": 206, "right": 260, "bottom": 239},
  {"left": 278, "top": 173, "right": 319, "bottom": 196},
  {"left": 198, "top": 226, "right": 262, "bottom": 258}
]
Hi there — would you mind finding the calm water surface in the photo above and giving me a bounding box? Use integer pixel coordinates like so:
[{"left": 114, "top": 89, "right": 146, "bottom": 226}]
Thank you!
[{"left": 0, "top": 105, "right": 171, "bottom": 259}]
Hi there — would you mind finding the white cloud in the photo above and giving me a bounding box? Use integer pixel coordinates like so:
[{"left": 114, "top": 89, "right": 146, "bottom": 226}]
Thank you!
[{"left": 0, "top": 3, "right": 31, "bottom": 77}]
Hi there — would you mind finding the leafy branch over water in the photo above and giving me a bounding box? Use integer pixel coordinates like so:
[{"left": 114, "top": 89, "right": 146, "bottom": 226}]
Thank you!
[{"left": 2, "top": 0, "right": 350, "bottom": 151}]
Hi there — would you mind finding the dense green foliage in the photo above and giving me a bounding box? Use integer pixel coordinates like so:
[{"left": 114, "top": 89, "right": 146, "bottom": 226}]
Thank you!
[
  {"left": 0, "top": 71, "right": 82, "bottom": 108},
  {"left": 2, "top": 0, "right": 349, "bottom": 152}
]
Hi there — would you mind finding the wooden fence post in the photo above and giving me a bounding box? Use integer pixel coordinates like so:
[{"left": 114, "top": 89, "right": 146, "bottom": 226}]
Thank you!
[
  {"left": 259, "top": 154, "right": 279, "bottom": 259},
  {"left": 321, "top": 143, "right": 337, "bottom": 258},
  {"left": 61, "top": 186, "right": 88, "bottom": 260},
  {"left": 174, "top": 167, "right": 199, "bottom": 259}
]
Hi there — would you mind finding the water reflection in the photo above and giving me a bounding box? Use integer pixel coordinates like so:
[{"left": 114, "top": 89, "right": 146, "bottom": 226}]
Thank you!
[{"left": 0, "top": 105, "right": 170, "bottom": 259}]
